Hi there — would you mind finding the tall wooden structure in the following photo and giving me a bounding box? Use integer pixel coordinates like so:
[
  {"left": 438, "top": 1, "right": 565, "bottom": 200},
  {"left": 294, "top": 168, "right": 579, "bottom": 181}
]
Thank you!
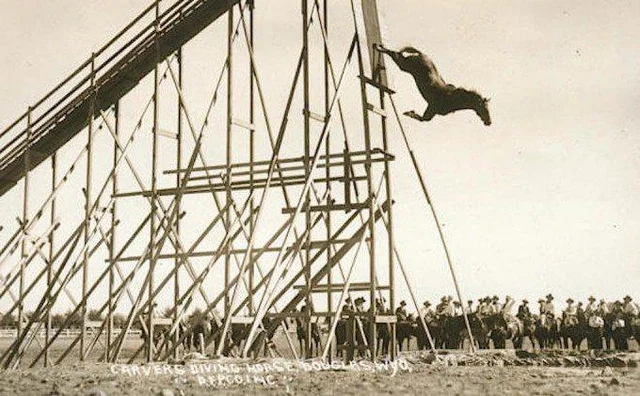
[{"left": 0, "top": 0, "right": 473, "bottom": 369}]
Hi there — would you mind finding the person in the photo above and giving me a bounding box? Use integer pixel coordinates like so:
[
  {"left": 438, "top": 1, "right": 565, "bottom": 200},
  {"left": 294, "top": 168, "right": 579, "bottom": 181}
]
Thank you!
[
  {"left": 563, "top": 298, "right": 578, "bottom": 326},
  {"left": 543, "top": 294, "right": 555, "bottom": 320},
  {"left": 501, "top": 295, "right": 515, "bottom": 318},
  {"left": 395, "top": 300, "right": 408, "bottom": 321},
  {"left": 443, "top": 297, "right": 455, "bottom": 317},
  {"left": 479, "top": 297, "right": 493, "bottom": 317},
  {"left": 623, "top": 296, "right": 638, "bottom": 316},
  {"left": 355, "top": 297, "right": 366, "bottom": 313},
  {"left": 420, "top": 300, "right": 434, "bottom": 320},
  {"left": 343, "top": 297, "right": 354, "bottom": 315},
  {"left": 491, "top": 295, "right": 502, "bottom": 315},
  {"left": 452, "top": 301, "right": 463, "bottom": 317},
  {"left": 464, "top": 300, "right": 474, "bottom": 315},
  {"left": 517, "top": 299, "right": 531, "bottom": 322},
  {"left": 585, "top": 296, "right": 597, "bottom": 317}
]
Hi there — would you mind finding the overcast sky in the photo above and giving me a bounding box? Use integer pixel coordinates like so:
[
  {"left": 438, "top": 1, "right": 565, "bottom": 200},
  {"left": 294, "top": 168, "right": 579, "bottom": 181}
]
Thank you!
[{"left": 1, "top": 0, "right": 639, "bottom": 314}]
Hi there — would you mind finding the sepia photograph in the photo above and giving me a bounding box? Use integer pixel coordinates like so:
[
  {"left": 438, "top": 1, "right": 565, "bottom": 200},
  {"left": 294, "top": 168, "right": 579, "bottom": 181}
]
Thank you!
[{"left": 0, "top": 0, "right": 639, "bottom": 394}]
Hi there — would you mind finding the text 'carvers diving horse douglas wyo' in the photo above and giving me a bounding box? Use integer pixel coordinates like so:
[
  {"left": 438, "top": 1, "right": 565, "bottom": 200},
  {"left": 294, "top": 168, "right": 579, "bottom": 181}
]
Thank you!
[{"left": 375, "top": 44, "right": 492, "bottom": 126}]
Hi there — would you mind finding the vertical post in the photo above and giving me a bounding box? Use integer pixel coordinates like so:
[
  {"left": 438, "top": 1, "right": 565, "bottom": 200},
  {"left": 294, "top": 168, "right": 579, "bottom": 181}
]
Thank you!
[
  {"left": 355, "top": 37, "right": 377, "bottom": 360},
  {"left": 81, "top": 53, "right": 96, "bottom": 361},
  {"left": 224, "top": 5, "right": 234, "bottom": 333},
  {"left": 107, "top": 103, "right": 119, "bottom": 361},
  {"left": 18, "top": 107, "right": 31, "bottom": 359},
  {"left": 174, "top": 47, "right": 183, "bottom": 359},
  {"left": 378, "top": 87, "right": 395, "bottom": 360},
  {"left": 248, "top": 0, "right": 256, "bottom": 316},
  {"left": 302, "top": 0, "right": 312, "bottom": 359},
  {"left": 147, "top": 0, "right": 161, "bottom": 363},
  {"left": 323, "top": 0, "right": 332, "bottom": 361},
  {"left": 45, "top": 152, "right": 57, "bottom": 367}
]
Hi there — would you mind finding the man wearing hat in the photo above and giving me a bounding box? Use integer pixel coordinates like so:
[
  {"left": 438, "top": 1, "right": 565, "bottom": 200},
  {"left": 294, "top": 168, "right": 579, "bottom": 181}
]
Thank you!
[
  {"left": 464, "top": 300, "right": 474, "bottom": 315},
  {"left": 489, "top": 295, "right": 501, "bottom": 315},
  {"left": 501, "top": 295, "right": 515, "bottom": 318},
  {"left": 543, "top": 294, "right": 555, "bottom": 321},
  {"left": 563, "top": 298, "right": 578, "bottom": 326},
  {"left": 585, "top": 296, "right": 597, "bottom": 318},
  {"left": 354, "top": 297, "right": 366, "bottom": 313},
  {"left": 517, "top": 299, "right": 531, "bottom": 322},
  {"left": 420, "top": 300, "right": 435, "bottom": 322},
  {"left": 479, "top": 297, "right": 493, "bottom": 317},
  {"left": 395, "top": 300, "right": 408, "bottom": 321},
  {"left": 623, "top": 296, "right": 638, "bottom": 316}
]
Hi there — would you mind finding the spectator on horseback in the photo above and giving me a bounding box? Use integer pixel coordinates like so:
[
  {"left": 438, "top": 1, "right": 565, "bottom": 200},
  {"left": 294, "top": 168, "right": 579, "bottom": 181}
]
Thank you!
[
  {"left": 490, "top": 295, "right": 502, "bottom": 315},
  {"left": 354, "top": 297, "right": 366, "bottom": 314},
  {"left": 516, "top": 299, "right": 531, "bottom": 322},
  {"left": 395, "top": 300, "right": 408, "bottom": 321},
  {"left": 443, "top": 297, "right": 456, "bottom": 317},
  {"left": 464, "top": 300, "right": 474, "bottom": 315},
  {"left": 452, "top": 300, "right": 463, "bottom": 317},
  {"left": 420, "top": 300, "right": 434, "bottom": 321},
  {"left": 623, "top": 296, "right": 638, "bottom": 317},
  {"left": 585, "top": 296, "right": 597, "bottom": 317},
  {"left": 501, "top": 296, "right": 515, "bottom": 318},
  {"left": 563, "top": 298, "right": 578, "bottom": 326},
  {"left": 479, "top": 297, "right": 493, "bottom": 317},
  {"left": 543, "top": 294, "right": 556, "bottom": 320}
]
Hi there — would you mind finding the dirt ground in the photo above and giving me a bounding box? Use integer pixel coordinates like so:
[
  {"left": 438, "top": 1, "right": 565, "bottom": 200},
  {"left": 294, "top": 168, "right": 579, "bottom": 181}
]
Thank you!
[
  {"left": 0, "top": 354, "right": 639, "bottom": 395},
  {"left": 1, "top": 338, "right": 639, "bottom": 395}
]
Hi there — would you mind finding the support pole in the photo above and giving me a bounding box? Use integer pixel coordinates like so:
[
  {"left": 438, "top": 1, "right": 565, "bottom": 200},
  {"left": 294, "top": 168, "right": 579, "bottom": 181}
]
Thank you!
[
  {"left": 248, "top": 0, "right": 256, "bottom": 316},
  {"left": 224, "top": 4, "right": 234, "bottom": 345},
  {"left": 45, "top": 152, "right": 57, "bottom": 367},
  {"left": 354, "top": 34, "right": 377, "bottom": 360},
  {"left": 107, "top": 103, "right": 120, "bottom": 361},
  {"left": 147, "top": 0, "right": 161, "bottom": 363},
  {"left": 174, "top": 47, "right": 183, "bottom": 359},
  {"left": 302, "top": 0, "right": 313, "bottom": 359},
  {"left": 322, "top": 0, "right": 332, "bottom": 361},
  {"left": 18, "top": 107, "right": 32, "bottom": 359},
  {"left": 81, "top": 53, "right": 96, "bottom": 361}
]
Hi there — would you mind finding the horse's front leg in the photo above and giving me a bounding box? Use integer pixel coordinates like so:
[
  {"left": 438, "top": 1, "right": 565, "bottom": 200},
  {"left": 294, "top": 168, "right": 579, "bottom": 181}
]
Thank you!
[{"left": 404, "top": 106, "right": 435, "bottom": 122}]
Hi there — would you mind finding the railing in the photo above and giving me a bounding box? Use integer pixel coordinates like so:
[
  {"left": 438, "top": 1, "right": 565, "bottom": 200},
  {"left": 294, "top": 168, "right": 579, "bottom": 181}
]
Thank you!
[
  {"left": 0, "top": 0, "right": 212, "bottom": 175},
  {"left": 0, "top": 327, "right": 142, "bottom": 338}
]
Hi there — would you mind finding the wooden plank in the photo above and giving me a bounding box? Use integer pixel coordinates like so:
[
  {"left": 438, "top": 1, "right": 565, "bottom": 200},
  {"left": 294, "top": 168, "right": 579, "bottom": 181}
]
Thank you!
[
  {"left": 231, "top": 118, "right": 255, "bottom": 131},
  {"left": 152, "top": 318, "right": 173, "bottom": 326},
  {"left": 366, "top": 103, "right": 387, "bottom": 117},
  {"left": 358, "top": 74, "right": 395, "bottom": 94},
  {"left": 281, "top": 202, "right": 369, "bottom": 214},
  {"left": 231, "top": 316, "right": 255, "bottom": 324},
  {"left": 302, "top": 109, "right": 327, "bottom": 123},
  {"left": 375, "top": 315, "right": 397, "bottom": 324},
  {"left": 360, "top": 0, "right": 391, "bottom": 86}
]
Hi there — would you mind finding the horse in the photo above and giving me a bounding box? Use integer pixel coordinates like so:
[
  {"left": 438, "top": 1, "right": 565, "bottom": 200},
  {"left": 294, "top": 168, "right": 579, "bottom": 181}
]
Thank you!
[
  {"left": 561, "top": 312, "right": 588, "bottom": 350},
  {"left": 534, "top": 315, "right": 561, "bottom": 349},
  {"left": 587, "top": 314, "right": 605, "bottom": 350},
  {"left": 375, "top": 44, "right": 491, "bottom": 126},
  {"left": 295, "top": 316, "right": 321, "bottom": 357},
  {"left": 396, "top": 317, "right": 417, "bottom": 352}
]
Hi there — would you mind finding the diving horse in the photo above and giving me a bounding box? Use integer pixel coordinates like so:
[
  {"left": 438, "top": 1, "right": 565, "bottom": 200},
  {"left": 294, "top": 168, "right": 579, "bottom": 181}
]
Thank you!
[{"left": 374, "top": 44, "right": 492, "bottom": 126}]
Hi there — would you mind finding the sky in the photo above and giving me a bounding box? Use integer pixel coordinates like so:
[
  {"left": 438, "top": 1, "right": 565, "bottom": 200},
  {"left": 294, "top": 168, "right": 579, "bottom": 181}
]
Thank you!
[{"left": 0, "top": 0, "right": 639, "bottom": 315}]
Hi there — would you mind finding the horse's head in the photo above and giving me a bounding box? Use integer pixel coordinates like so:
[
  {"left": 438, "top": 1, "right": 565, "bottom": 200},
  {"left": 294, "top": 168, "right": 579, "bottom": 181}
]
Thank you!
[{"left": 474, "top": 96, "right": 492, "bottom": 126}]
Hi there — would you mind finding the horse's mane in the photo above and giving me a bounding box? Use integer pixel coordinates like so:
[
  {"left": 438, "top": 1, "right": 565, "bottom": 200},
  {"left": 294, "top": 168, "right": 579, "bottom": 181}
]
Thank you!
[{"left": 399, "top": 46, "right": 421, "bottom": 54}]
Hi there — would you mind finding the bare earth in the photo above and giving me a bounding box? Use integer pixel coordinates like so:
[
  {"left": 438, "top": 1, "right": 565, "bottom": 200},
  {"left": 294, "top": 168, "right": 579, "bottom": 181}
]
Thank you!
[
  {"left": 0, "top": 357, "right": 639, "bottom": 395},
  {"left": 1, "top": 337, "right": 640, "bottom": 395}
]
